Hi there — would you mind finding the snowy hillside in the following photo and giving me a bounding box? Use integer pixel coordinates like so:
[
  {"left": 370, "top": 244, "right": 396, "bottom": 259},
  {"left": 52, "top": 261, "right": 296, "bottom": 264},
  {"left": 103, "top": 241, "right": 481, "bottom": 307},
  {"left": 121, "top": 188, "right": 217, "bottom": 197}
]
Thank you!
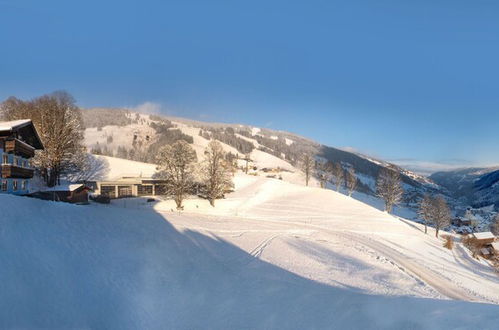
[
  {"left": 2, "top": 174, "right": 499, "bottom": 328},
  {"left": 82, "top": 108, "right": 442, "bottom": 201}
]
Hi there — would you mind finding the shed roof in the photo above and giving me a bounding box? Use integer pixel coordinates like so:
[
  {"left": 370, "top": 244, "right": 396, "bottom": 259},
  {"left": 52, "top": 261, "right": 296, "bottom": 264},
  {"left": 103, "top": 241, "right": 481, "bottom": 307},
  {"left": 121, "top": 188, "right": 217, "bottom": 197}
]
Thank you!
[
  {"left": 473, "top": 232, "right": 496, "bottom": 240},
  {"left": 480, "top": 248, "right": 491, "bottom": 256},
  {"left": 43, "top": 183, "right": 92, "bottom": 192}
]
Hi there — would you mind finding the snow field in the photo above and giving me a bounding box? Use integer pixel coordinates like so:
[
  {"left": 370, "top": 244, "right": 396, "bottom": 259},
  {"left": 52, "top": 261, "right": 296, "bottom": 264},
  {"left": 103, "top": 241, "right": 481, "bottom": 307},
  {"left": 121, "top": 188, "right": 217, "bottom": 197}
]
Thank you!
[{"left": 2, "top": 173, "right": 499, "bottom": 328}]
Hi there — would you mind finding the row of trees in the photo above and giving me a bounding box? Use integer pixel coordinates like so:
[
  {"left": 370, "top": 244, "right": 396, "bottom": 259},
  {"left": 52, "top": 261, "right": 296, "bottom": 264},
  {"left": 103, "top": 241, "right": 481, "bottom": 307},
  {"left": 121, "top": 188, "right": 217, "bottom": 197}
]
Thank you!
[
  {"left": 1, "top": 91, "right": 86, "bottom": 187},
  {"left": 155, "top": 140, "right": 234, "bottom": 209},
  {"left": 301, "top": 154, "right": 358, "bottom": 196},
  {"left": 200, "top": 128, "right": 255, "bottom": 154},
  {"left": 375, "top": 167, "right": 453, "bottom": 238}
]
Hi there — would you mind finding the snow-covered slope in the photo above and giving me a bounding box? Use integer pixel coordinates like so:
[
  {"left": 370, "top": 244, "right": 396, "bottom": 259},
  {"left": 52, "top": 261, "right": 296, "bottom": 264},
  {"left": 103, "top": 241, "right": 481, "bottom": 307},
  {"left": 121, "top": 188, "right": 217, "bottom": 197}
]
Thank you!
[
  {"left": 92, "top": 155, "right": 157, "bottom": 180},
  {"left": 152, "top": 173, "right": 499, "bottom": 303},
  {"left": 3, "top": 174, "right": 499, "bottom": 328}
]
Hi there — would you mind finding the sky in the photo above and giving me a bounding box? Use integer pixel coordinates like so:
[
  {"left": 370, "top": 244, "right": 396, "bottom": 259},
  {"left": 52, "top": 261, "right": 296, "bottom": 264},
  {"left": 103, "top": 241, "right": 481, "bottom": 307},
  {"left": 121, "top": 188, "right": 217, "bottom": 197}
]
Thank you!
[{"left": 1, "top": 0, "right": 499, "bottom": 172}]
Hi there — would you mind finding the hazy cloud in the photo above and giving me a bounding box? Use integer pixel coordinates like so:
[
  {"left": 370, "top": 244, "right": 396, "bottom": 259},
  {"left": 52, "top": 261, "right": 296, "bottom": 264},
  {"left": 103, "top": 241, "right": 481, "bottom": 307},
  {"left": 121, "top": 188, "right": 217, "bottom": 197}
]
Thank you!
[
  {"left": 390, "top": 159, "right": 481, "bottom": 176},
  {"left": 129, "top": 102, "right": 162, "bottom": 114},
  {"left": 339, "top": 146, "right": 358, "bottom": 153}
]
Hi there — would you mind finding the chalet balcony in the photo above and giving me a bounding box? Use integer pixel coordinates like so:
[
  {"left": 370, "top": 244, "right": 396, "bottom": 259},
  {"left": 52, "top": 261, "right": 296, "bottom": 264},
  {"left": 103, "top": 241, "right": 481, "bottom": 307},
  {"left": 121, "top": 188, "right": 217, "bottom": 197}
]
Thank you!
[
  {"left": 1, "top": 164, "right": 34, "bottom": 179},
  {"left": 4, "top": 138, "right": 35, "bottom": 158}
]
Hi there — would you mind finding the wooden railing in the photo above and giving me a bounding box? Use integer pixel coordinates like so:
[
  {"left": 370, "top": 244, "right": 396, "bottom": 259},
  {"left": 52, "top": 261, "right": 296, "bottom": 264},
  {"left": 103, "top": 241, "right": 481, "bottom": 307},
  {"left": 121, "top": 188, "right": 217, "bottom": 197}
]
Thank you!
[
  {"left": 1, "top": 165, "right": 34, "bottom": 178},
  {"left": 4, "top": 138, "right": 35, "bottom": 158}
]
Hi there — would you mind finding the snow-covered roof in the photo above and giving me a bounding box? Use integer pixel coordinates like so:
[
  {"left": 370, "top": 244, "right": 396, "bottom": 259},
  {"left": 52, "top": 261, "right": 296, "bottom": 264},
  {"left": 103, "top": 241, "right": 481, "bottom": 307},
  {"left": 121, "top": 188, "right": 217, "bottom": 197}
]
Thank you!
[
  {"left": 491, "top": 242, "right": 499, "bottom": 251},
  {"left": 43, "top": 183, "right": 90, "bottom": 192},
  {"left": 0, "top": 119, "right": 44, "bottom": 149},
  {"left": 473, "top": 232, "right": 496, "bottom": 240},
  {"left": 0, "top": 119, "right": 32, "bottom": 131}
]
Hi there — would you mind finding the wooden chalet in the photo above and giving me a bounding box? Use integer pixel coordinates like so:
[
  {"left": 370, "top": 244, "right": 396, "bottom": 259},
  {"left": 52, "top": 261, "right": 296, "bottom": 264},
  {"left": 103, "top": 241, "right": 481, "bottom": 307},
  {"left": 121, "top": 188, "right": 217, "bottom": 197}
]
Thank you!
[
  {"left": 472, "top": 232, "right": 496, "bottom": 245},
  {"left": 0, "top": 119, "right": 44, "bottom": 195}
]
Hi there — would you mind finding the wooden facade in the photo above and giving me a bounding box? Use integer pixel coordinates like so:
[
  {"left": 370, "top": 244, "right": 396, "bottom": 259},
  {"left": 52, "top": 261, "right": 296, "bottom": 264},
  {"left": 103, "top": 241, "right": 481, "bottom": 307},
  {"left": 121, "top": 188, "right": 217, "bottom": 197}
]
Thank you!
[
  {"left": 472, "top": 232, "right": 496, "bottom": 245},
  {"left": 1, "top": 164, "right": 34, "bottom": 179},
  {"left": 3, "top": 138, "right": 36, "bottom": 158}
]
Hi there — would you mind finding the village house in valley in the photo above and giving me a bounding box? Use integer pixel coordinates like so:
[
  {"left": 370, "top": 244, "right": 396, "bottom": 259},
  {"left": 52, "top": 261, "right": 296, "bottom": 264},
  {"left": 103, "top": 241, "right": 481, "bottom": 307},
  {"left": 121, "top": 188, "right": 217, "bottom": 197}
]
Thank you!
[{"left": 0, "top": 119, "right": 44, "bottom": 195}]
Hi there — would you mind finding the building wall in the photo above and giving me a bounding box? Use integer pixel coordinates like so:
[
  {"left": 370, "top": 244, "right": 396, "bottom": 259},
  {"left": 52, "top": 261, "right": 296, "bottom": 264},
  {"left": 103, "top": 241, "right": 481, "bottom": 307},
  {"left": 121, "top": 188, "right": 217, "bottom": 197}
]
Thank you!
[
  {"left": 0, "top": 147, "right": 31, "bottom": 195},
  {"left": 70, "top": 190, "right": 89, "bottom": 203},
  {"left": 96, "top": 181, "right": 167, "bottom": 198}
]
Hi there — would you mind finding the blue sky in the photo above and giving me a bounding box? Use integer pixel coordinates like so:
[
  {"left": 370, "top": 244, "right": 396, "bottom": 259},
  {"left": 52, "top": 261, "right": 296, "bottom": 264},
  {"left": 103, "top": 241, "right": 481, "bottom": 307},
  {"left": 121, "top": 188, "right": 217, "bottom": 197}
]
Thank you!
[{"left": 1, "top": 0, "right": 499, "bottom": 171}]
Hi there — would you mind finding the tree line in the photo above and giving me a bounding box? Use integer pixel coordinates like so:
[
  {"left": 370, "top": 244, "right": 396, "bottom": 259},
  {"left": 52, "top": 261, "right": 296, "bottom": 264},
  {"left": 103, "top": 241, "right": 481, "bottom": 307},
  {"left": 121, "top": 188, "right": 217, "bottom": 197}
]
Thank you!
[
  {"left": 300, "top": 154, "right": 358, "bottom": 196},
  {"left": 199, "top": 128, "right": 255, "bottom": 155},
  {"left": 301, "top": 153, "right": 456, "bottom": 238}
]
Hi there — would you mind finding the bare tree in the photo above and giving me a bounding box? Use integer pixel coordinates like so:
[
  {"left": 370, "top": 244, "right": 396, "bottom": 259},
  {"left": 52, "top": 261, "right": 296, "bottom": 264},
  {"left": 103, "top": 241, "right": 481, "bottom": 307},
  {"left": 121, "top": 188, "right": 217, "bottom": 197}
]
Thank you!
[
  {"left": 490, "top": 214, "right": 499, "bottom": 236},
  {"left": 431, "top": 196, "right": 451, "bottom": 238},
  {"left": 419, "top": 194, "right": 451, "bottom": 237},
  {"left": 376, "top": 168, "right": 403, "bottom": 213},
  {"left": 315, "top": 161, "right": 332, "bottom": 188},
  {"left": 345, "top": 167, "right": 357, "bottom": 196},
  {"left": 243, "top": 153, "right": 252, "bottom": 174},
  {"left": 1, "top": 91, "right": 86, "bottom": 186},
  {"left": 155, "top": 140, "right": 197, "bottom": 210},
  {"left": 301, "top": 153, "right": 315, "bottom": 186},
  {"left": 331, "top": 162, "right": 344, "bottom": 192},
  {"left": 203, "top": 141, "right": 234, "bottom": 207},
  {"left": 418, "top": 194, "right": 432, "bottom": 234}
]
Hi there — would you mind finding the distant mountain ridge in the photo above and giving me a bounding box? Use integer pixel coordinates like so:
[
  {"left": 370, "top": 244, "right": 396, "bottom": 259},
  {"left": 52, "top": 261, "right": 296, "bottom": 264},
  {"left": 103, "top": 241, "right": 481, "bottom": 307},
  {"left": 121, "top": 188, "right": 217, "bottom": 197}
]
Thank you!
[{"left": 430, "top": 167, "right": 499, "bottom": 209}]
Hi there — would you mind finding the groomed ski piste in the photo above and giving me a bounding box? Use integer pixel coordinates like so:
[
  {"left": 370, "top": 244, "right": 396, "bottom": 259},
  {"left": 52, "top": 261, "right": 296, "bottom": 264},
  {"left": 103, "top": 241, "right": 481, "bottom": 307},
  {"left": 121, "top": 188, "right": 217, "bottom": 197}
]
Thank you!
[{"left": 2, "top": 170, "right": 499, "bottom": 328}]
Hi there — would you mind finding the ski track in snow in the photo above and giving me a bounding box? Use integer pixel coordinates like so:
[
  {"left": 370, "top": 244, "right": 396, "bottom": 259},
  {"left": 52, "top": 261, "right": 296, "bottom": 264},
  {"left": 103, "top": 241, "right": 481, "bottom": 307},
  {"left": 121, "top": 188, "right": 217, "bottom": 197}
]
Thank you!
[
  {"left": 154, "top": 174, "right": 499, "bottom": 304},
  {"left": 249, "top": 234, "right": 281, "bottom": 259},
  {"left": 175, "top": 214, "right": 476, "bottom": 302}
]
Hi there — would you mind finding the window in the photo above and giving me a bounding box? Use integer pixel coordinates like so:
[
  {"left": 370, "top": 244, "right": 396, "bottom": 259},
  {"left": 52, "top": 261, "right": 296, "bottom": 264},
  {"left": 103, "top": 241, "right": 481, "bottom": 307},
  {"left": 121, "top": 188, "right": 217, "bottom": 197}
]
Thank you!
[
  {"left": 21, "top": 180, "right": 27, "bottom": 190},
  {"left": 23, "top": 160, "right": 28, "bottom": 168},
  {"left": 137, "top": 184, "right": 153, "bottom": 196},
  {"left": 1, "top": 180, "right": 7, "bottom": 191},
  {"left": 101, "top": 185, "right": 116, "bottom": 198},
  {"left": 2, "top": 154, "right": 8, "bottom": 164},
  {"left": 12, "top": 180, "right": 18, "bottom": 191}
]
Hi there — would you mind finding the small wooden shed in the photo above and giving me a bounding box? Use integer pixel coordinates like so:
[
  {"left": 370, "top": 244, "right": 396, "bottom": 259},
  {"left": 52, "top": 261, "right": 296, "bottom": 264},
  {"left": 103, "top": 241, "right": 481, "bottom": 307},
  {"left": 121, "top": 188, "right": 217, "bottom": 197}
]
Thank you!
[
  {"left": 472, "top": 232, "right": 496, "bottom": 245},
  {"left": 41, "top": 184, "right": 93, "bottom": 203}
]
